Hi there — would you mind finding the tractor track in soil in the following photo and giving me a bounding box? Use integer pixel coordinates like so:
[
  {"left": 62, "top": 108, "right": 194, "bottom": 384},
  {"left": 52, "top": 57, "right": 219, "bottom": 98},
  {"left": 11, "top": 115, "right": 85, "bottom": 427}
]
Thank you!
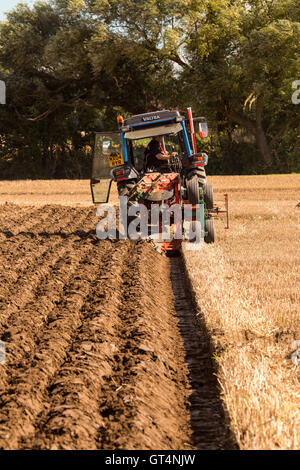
[
  {"left": 169, "top": 258, "right": 236, "bottom": 449},
  {"left": 0, "top": 204, "right": 233, "bottom": 450}
]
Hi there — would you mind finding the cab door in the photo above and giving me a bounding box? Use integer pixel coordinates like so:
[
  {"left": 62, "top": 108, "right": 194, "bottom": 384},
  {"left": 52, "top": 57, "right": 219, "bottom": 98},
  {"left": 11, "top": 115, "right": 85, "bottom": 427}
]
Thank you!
[{"left": 91, "top": 132, "right": 123, "bottom": 203}]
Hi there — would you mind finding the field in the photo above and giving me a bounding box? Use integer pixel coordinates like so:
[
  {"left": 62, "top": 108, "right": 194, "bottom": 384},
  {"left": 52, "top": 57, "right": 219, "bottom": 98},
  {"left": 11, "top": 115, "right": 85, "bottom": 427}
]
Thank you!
[
  {"left": 184, "top": 174, "right": 300, "bottom": 449},
  {"left": 0, "top": 174, "right": 299, "bottom": 450}
]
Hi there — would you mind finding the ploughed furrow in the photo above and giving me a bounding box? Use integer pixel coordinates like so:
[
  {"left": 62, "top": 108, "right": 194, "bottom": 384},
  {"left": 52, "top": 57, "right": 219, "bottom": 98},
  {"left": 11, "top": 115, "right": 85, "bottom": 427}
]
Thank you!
[
  {"left": 170, "top": 258, "right": 234, "bottom": 450},
  {"left": 0, "top": 207, "right": 93, "bottom": 331},
  {"left": 0, "top": 205, "right": 67, "bottom": 257},
  {"left": 0, "top": 204, "right": 41, "bottom": 232},
  {"left": 1, "top": 240, "right": 193, "bottom": 451},
  {"left": 0, "top": 205, "right": 72, "bottom": 277},
  {"left": 0, "top": 204, "right": 32, "bottom": 226},
  {"left": 0, "top": 211, "right": 99, "bottom": 394},
  {"left": 0, "top": 204, "right": 100, "bottom": 448},
  {"left": 25, "top": 242, "right": 135, "bottom": 450},
  {"left": 0, "top": 205, "right": 89, "bottom": 273},
  {"left": 95, "top": 242, "right": 193, "bottom": 450},
  {"left": 0, "top": 239, "right": 117, "bottom": 449},
  {"left": 0, "top": 204, "right": 232, "bottom": 450},
  {"left": 0, "top": 205, "right": 54, "bottom": 242}
]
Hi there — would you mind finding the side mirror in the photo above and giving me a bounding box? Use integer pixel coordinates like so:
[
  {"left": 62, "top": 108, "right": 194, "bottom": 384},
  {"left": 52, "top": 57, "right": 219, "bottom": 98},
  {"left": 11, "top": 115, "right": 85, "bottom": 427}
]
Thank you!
[{"left": 199, "top": 122, "right": 208, "bottom": 138}]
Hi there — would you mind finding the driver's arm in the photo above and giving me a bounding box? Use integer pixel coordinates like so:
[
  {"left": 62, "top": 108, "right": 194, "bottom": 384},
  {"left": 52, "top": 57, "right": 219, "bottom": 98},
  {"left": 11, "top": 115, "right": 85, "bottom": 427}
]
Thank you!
[{"left": 155, "top": 152, "right": 170, "bottom": 160}]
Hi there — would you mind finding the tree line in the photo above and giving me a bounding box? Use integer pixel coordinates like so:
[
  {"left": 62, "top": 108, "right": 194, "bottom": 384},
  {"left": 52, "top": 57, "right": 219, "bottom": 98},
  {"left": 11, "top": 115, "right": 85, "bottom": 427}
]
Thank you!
[{"left": 0, "top": 0, "right": 299, "bottom": 178}]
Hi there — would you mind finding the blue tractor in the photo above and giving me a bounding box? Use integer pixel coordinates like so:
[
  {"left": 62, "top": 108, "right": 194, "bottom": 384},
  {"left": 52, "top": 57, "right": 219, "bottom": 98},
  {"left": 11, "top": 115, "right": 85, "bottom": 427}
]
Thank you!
[{"left": 90, "top": 109, "right": 226, "bottom": 252}]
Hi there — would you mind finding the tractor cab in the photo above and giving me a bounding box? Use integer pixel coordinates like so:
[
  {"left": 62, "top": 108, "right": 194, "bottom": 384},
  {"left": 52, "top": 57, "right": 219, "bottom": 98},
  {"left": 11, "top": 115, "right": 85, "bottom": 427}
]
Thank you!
[{"left": 91, "top": 109, "right": 208, "bottom": 203}]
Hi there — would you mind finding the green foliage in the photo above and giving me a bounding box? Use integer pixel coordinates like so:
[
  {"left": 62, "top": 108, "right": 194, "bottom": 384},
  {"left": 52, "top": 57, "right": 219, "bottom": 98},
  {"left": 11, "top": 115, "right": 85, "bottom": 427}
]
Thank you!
[{"left": 0, "top": 0, "right": 298, "bottom": 177}]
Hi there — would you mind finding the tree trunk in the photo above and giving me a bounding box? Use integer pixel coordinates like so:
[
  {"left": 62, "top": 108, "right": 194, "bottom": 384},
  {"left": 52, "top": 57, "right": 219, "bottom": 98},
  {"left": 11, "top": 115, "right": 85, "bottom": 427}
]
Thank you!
[
  {"left": 294, "top": 121, "right": 300, "bottom": 151},
  {"left": 225, "top": 98, "right": 273, "bottom": 164},
  {"left": 254, "top": 97, "right": 273, "bottom": 163},
  {"left": 255, "top": 127, "right": 273, "bottom": 163}
]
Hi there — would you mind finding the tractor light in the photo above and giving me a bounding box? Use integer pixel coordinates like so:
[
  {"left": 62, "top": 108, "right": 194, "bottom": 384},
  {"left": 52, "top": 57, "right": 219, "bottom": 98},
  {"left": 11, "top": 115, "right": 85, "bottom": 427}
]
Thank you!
[
  {"left": 191, "top": 153, "right": 208, "bottom": 165},
  {"left": 193, "top": 156, "right": 204, "bottom": 162},
  {"left": 115, "top": 169, "right": 125, "bottom": 176}
]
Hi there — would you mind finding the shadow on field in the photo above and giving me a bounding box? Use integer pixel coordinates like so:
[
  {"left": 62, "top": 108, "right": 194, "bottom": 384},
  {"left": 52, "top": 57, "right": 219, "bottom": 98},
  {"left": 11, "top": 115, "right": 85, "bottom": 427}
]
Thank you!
[
  {"left": 1, "top": 230, "right": 100, "bottom": 241},
  {"left": 169, "top": 256, "right": 239, "bottom": 450}
]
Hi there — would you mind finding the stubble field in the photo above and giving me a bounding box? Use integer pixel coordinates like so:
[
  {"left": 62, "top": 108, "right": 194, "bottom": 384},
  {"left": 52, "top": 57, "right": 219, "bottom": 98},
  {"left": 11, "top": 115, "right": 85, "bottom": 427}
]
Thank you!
[{"left": 183, "top": 174, "right": 300, "bottom": 449}]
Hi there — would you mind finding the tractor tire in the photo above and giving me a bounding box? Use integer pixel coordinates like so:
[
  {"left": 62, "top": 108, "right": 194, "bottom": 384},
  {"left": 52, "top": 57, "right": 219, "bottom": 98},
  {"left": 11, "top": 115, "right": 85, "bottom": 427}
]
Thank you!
[
  {"left": 193, "top": 167, "right": 207, "bottom": 187},
  {"left": 187, "top": 176, "right": 200, "bottom": 205},
  {"left": 188, "top": 220, "right": 202, "bottom": 243},
  {"left": 204, "top": 183, "right": 214, "bottom": 210},
  {"left": 204, "top": 218, "right": 215, "bottom": 244}
]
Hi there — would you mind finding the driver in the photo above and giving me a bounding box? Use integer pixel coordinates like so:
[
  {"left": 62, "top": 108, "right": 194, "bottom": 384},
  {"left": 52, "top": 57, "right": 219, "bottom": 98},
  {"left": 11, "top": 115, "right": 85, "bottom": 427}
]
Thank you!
[{"left": 144, "top": 135, "right": 177, "bottom": 171}]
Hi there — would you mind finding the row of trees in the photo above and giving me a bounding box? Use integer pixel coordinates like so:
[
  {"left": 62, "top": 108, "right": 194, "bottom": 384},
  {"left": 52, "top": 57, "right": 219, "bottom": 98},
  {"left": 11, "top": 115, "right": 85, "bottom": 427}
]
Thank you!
[{"left": 0, "top": 0, "right": 299, "bottom": 178}]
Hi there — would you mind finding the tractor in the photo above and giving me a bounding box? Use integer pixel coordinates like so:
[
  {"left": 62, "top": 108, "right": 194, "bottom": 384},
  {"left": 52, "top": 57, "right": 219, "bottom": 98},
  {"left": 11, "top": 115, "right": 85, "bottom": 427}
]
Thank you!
[{"left": 91, "top": 108, "right": 228, "bottom": 254}]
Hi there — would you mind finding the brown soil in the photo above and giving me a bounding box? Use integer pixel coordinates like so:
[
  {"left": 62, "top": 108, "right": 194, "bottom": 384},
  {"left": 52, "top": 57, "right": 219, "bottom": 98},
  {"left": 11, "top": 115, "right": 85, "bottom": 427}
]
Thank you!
[{"left": 0, "top": 203, "right": 231, "bottom": 450}]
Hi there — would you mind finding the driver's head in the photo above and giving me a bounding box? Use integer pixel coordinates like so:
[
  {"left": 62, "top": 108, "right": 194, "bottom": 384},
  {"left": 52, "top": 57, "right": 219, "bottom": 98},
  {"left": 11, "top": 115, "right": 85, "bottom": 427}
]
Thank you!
[{"left": 155, "top": 135, "right": 164, "bottom": 143}]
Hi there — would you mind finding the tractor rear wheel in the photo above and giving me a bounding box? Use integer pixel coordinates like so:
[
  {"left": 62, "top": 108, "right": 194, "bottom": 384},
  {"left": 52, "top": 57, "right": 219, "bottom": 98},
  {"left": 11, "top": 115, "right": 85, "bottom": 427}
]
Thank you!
[
  {"left": 187, "top": 176, "right": 200, "bottom": 205},
  {"left": 204, "top": 183, "right": 214, "bottom": 209},
  {"left": 204, "top": 218, "right": 215, "bottom": 243},
  {"left": 188, "top": 220, "right": 202, "bottom": 243}
]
